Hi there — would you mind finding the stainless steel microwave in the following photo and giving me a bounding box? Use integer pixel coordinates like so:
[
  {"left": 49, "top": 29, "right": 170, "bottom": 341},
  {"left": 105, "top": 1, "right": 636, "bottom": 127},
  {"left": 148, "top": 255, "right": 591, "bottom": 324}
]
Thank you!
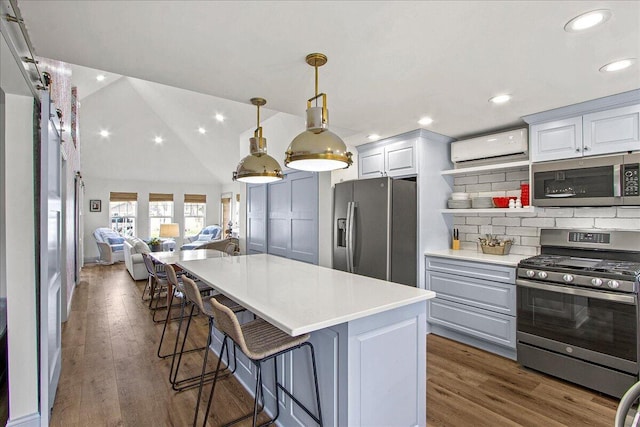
[{"left": 532, "top": 152, "right": 640, "bottom": 207}]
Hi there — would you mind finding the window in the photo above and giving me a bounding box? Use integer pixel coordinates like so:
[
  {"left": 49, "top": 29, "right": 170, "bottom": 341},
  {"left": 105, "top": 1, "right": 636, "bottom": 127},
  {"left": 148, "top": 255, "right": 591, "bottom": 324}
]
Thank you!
[
  {"left": 149, "top": 193, "right": 174, "bottom": 238},
  {"left": 221, "top": 193, "right": 232, "bottom": 238},
  {"left": 184, "top": 194, "right": 206, "bottom": 237},
  {"left": 109, "top": 192, "right": 137, "bottom": 237}
]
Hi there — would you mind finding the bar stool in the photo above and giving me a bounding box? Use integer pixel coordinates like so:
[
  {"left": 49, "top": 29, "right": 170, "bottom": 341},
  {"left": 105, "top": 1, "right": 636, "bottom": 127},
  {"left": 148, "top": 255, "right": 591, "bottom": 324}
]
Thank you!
[
  {"left": 199, "top": 297, "right": 323, "bottom": 427},
  {"left": 157, "top": 264, "right": 208, "bottom": 359},
  {"left": 178, "top": 276, "right": 244, "bottom": 394},
  {"left": 142, "top": 253, "right": 169, "bottom": 318}
]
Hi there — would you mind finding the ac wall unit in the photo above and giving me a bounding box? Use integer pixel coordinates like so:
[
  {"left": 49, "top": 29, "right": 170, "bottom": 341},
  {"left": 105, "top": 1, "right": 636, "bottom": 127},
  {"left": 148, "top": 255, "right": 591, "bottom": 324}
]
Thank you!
[{"left": 451, "top": 128, "right": 528, "bottom": 168}]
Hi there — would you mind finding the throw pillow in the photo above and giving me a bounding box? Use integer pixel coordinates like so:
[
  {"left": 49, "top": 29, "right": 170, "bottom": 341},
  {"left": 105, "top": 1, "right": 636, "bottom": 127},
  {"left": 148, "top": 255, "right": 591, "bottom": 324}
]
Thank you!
[
  {"left": 107, "top": 237, "right": 125, "bottom": 245},
  {"left": 197, "top": 234, "right": 211, "bottom": 241},
  {"left": 134, "top": 240, "right": 151, "bottom": 254}
]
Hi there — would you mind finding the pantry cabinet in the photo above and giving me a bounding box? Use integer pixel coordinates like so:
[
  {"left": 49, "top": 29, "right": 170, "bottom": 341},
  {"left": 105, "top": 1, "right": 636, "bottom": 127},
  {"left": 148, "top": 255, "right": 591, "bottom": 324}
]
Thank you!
[
  {"left": 357, "top": 138, "right": 417, "bottom": 179},
  {"left": 425, "top": 256, "right": 517, "bottom": 360}
]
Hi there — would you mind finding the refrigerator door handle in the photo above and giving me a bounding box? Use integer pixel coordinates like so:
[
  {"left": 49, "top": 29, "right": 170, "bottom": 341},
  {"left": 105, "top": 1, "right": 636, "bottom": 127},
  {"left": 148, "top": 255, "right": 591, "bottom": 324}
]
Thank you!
[
  {"left": 347, "top": 201, "right": 356, "bottom": 273},
  {"left": 345, "top": 201, "right": 352, "bottom": 272}
]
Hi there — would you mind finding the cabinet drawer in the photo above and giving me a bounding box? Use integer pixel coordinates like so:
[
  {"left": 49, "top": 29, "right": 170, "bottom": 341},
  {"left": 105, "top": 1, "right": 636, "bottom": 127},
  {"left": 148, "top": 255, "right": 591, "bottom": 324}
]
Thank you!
[
  {"left": 428, "top": 298, "right": 516, "bottom": 349},
  {"left": 427, "top": 271, "right": 515, "bottom": 315},
  {"left": 425, "top": 256, "right": 516, "bottom": 284}
]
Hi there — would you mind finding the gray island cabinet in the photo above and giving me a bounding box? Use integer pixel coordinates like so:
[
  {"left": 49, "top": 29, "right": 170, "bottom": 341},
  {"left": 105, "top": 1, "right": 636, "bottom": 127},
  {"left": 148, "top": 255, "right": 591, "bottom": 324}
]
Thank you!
[
  {"left": 179, "top": 254, "right": 435, "bottom": 427},
  {"left": 425, "top": 251, "right": 526, "bottom": 360}
]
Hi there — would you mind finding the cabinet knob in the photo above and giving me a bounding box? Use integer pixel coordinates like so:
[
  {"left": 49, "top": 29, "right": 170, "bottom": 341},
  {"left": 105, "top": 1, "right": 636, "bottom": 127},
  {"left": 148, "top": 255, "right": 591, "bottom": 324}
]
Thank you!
[
  {"left": 575, "top": 147, "right": 581, "bottom": 152},
  {"left": 583, "top": 146, "right": 590, "bottom": 151}
]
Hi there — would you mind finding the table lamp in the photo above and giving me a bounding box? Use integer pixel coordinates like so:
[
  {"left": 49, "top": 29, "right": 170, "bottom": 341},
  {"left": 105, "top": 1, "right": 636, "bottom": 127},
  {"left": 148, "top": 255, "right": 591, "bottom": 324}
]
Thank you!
[{"left": 159, "top": 223, "right": 180, "bottom": 251}]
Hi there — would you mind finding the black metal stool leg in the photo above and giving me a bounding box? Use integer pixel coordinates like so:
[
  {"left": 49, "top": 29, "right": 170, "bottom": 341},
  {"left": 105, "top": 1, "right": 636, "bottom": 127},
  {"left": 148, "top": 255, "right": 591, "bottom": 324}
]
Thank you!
[{"left": 198, "top": 331, "right": 226, "bottom": 427}]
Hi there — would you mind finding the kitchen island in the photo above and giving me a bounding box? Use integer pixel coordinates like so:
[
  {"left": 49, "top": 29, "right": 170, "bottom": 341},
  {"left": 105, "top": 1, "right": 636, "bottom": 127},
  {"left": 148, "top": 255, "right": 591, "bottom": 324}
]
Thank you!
[{"left": 178, "top": 254, "right": 434, "bottom": 427}]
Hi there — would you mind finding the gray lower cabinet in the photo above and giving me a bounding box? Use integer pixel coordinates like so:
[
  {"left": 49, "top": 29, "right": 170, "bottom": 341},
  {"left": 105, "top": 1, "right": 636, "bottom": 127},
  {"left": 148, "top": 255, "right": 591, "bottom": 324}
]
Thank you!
[{"left": 426, "top": 256, "right": 517, "bottom": 360}]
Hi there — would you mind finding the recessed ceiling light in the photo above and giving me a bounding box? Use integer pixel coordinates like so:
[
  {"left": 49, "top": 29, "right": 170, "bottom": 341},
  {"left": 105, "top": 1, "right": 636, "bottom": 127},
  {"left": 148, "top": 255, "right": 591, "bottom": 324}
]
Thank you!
[
  {"left": 154, "top": 136, "right": 163, "bottom": 144},
  {"left": 367, "top": 134, "right": 380, "bottom": 141},
  {"left": 99, "top": 130, "right": 110, "bottom": 137},
  {"left": 599, "top": 58, "right": 635, "bottom": 72},
  {"left": 96, "top": 74, "right": 105, "bottom": 82},
  {"left": 564, "top": 9, "right": 612, "bottom": 32},
  {"left": 489, "top": 94, "right": 511, "bottom": 104},
  {"left": 198, "top": 127, "right": 206, "bottom": 134},
  {"left": 215, "top": 114, "right": 225, "bottom": 122},
  {"left": 418, "top": 116, "right": 433, "bottom": 126}
]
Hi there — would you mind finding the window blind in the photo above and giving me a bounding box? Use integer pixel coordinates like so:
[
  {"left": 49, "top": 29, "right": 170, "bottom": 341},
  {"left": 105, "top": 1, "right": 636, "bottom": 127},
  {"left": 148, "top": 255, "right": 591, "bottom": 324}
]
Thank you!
[
  {"left": 184, "top": 194, "right": 206, "bottom": 203},
  {"left": 110, "top": 191, "right": 137, "bottom": 202},
  {"left": 149, "top": 193, "right": 174, "bottom": 202}
]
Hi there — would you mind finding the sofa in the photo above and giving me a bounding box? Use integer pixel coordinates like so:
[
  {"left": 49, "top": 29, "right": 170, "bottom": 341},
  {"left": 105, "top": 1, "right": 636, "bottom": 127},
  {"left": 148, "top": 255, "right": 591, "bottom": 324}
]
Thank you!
[
  {"left": 181, "top": 225, "right": 223, "bottom": 250},
  {"left": 93, "top": 227, "right": 125, "bottom": 264},
  {"left": 123, "top": 237, "right": 151, "bottom": 280}
]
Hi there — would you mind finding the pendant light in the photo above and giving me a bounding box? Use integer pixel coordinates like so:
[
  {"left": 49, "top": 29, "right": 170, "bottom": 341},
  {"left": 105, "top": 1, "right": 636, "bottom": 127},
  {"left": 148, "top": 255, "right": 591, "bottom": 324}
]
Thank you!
[
  {"left": 233, "top": 98, "right": 283, "bottom": 184},
  {"left": 285, "top": 53, "right": 352, "bottom": 172}
]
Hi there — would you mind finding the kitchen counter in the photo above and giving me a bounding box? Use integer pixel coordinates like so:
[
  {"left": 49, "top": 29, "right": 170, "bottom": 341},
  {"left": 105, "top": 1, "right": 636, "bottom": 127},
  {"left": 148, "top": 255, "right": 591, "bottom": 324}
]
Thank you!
[
  {"left": 178, "top": 253, "right": 431, "bottom": 426},
  {"left": 179, "top": 253, "right": 433, "bottom": 336},
  {"left": 425, "top": 249, "right": 531, "bottom": 267}
]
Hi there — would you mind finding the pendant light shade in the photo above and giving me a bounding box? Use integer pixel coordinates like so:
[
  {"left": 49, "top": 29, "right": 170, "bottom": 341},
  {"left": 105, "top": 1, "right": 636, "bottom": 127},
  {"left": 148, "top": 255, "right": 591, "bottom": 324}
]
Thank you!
[
  {"left": 233, "top": 98, "right": 283, "bottom": 184},
  {"left": 285, "top": 53, "right": 352, "bottom": 172}
]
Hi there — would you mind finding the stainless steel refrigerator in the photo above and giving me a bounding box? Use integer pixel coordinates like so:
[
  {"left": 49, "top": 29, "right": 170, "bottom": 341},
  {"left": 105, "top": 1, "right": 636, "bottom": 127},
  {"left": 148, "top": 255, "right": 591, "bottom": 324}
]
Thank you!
[{"left": 333, "top": 177, "right": 417, "bottom": 286}]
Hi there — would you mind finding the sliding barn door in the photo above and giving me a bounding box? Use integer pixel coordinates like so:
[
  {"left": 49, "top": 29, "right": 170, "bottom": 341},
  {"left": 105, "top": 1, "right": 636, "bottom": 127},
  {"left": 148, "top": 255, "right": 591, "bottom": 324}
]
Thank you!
[{"left": 39, "top": 90, "right": 62, "bottom": 422}]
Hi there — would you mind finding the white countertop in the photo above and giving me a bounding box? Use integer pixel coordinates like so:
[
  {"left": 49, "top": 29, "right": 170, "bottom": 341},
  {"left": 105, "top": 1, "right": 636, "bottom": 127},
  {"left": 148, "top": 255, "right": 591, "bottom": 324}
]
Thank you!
[
  {"left": 425, "top": 249, "right": 530, "bottom": 267},
  {"left": 149, "top": 248, "right": 226, "bottom": 265},
  {"left": 178, "top": 253, "right": 435, "bottom": 336}
]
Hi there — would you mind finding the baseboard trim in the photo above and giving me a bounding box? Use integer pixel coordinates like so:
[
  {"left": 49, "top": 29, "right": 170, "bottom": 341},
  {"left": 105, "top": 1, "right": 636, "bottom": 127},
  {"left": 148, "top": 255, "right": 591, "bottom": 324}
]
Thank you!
[{"left": 7, "top": 412, "right": 40, "bottom": 427}]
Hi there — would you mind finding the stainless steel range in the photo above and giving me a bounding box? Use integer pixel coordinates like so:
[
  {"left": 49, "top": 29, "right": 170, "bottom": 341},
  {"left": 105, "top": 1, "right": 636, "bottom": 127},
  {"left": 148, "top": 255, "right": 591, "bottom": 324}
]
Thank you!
[{"left": 516, "top": 228, "right": 640, "bottom": 398}]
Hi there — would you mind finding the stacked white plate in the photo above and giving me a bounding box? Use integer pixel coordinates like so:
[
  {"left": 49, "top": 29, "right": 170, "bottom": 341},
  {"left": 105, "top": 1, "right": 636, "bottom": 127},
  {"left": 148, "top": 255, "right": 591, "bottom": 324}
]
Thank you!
[
  {"left": 448, "top": 199, "right": 472, "bottom": 209},
  {"left": 472, "top": 197, "right": 494, "bottom": 208},
  {"left": 450, "top": 192, "right": 470, "bottom": 200}
]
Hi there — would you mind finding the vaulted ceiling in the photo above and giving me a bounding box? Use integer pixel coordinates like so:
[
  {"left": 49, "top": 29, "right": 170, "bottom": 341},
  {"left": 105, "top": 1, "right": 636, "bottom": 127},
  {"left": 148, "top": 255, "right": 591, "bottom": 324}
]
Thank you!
[{"left": 15, "top": 1, "right": 640, "bottom": 185}]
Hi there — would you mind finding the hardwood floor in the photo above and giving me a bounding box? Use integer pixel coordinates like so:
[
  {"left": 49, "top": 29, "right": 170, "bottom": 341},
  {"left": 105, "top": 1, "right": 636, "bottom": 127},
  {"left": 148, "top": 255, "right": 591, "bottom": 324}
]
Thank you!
[
  {"left": 427, "top": 334, "right": 618, "bottom": 426},
  {"left": 52, "top": 263, "right": 619, "bottom": 426}
]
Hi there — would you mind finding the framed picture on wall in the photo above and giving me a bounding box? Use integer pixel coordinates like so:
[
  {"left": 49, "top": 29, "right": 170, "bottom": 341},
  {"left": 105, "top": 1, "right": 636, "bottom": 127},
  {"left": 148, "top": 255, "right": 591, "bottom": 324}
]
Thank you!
[{"left": 90, "top": 199, "right": 101, "bottom": 212}]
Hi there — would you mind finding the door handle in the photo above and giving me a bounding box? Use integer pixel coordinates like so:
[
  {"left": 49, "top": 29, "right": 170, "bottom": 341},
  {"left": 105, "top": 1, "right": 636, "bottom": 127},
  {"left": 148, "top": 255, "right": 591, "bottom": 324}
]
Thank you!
[
  {"left": 346, "top": 201, "right": 356, "bottom": 273},
  {"left": 345, "top": 202, "right": 352, "bottom": 272},
  {"left": 614, "top": 164, "right": 622, "bottom": 197}
]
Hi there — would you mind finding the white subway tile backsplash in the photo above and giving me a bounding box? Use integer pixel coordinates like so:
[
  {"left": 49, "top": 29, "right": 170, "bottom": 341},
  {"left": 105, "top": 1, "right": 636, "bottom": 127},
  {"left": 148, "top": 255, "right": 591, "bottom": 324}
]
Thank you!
[
  {"left": 447, "top": 166, "right": 639, "bottom": 255},
  {"left": 556, "top": 217, "right": 595, "bottom": 228},
  {"left": 492, "top": 181, "right": 521, "bottom": 191},
  {"left": 466, "top": 217, "right": 492, "bottom": 225},
  {"left": 574, "top": 207, "right": 616, "bottom": 218},
  {"left": 492, "top": 217, "right": 521, "bottom": 226},
  {"left": 478, "top": 173, "right": 505, "bottom": 183},
  {"left": 506, "top": 226, "right": 538, "bottom": 236},
  {"left": 506, "top": 170, "right": 529, "bottom": 181},
  {"left": 510, "top": 246, "right": 539, "bottom": 256},
  {"left": 466, "top": 183, "right": 492, "bottom": 192},
  {"left": 454, "top": 175, "right": 478, "bottom": 185},
  {"left": 617, "top": 207, "right": 640, "bottom": 218},
  {"left": 538, "top": 208, "right": 574, "bottom": 217},
  {"left": 521, "top": 236, "right": 540, "bottom": 246},
  {"left": 595, "top": 218, "right": 640, "bottom": 229},
  {"left": 457, "top": 225, "right": 479, "bottom": 234},
  {"left": 491, "top": 226, "right": 506, "bottom": 235},
  {"left": 521, "top": 218, "right": 556, "bottom": 228}
]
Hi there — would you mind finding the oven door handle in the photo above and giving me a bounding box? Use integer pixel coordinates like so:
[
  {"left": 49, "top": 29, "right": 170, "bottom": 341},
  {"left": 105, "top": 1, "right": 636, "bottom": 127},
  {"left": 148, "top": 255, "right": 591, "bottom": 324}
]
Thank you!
[{"left": 516, "top": 279, "right": 637, "bottom": 305}]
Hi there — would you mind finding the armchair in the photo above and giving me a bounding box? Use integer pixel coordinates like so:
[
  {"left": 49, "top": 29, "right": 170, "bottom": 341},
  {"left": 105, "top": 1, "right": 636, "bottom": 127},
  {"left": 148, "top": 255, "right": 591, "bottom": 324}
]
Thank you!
[
  {"left": 181, "top": 225, "right": 222, "bottom": 250},
  {"left": 93, "top": 227, "right": 125, "bottom": 264}
]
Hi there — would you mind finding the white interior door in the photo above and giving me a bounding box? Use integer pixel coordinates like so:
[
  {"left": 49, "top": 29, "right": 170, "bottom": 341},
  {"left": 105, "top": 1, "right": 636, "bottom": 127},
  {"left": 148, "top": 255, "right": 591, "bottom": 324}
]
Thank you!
[{"left": 39, "top": 90, "right": 62, "bottom": 423}]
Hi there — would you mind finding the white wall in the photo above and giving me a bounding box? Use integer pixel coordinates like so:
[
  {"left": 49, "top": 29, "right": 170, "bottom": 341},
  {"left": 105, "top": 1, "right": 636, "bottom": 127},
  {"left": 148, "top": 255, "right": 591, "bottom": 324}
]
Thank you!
[
  {"left": 3, "top": 93, "right": 39, "bottom": 422},
  {"left": 237, "top": 112, "right": 336, "bottom": 266},
  {"left": 83, "top": 177, "right": 222, "bottom": 261}
]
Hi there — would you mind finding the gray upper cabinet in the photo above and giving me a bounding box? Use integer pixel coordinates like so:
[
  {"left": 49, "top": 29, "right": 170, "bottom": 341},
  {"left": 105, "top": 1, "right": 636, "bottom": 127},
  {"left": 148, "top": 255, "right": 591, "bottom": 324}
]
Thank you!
[
  {"left": 525, "top": 91, "right": 640, "bottom": 163},
  {"left": 530, "top": 117, "right": 583, "bottom": 162},
  {"left": 583, "top": 104, "right": 640, "bottom": 156},
  {"left": 357, "top": 138, "right": 417, "bottom": 179}
]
